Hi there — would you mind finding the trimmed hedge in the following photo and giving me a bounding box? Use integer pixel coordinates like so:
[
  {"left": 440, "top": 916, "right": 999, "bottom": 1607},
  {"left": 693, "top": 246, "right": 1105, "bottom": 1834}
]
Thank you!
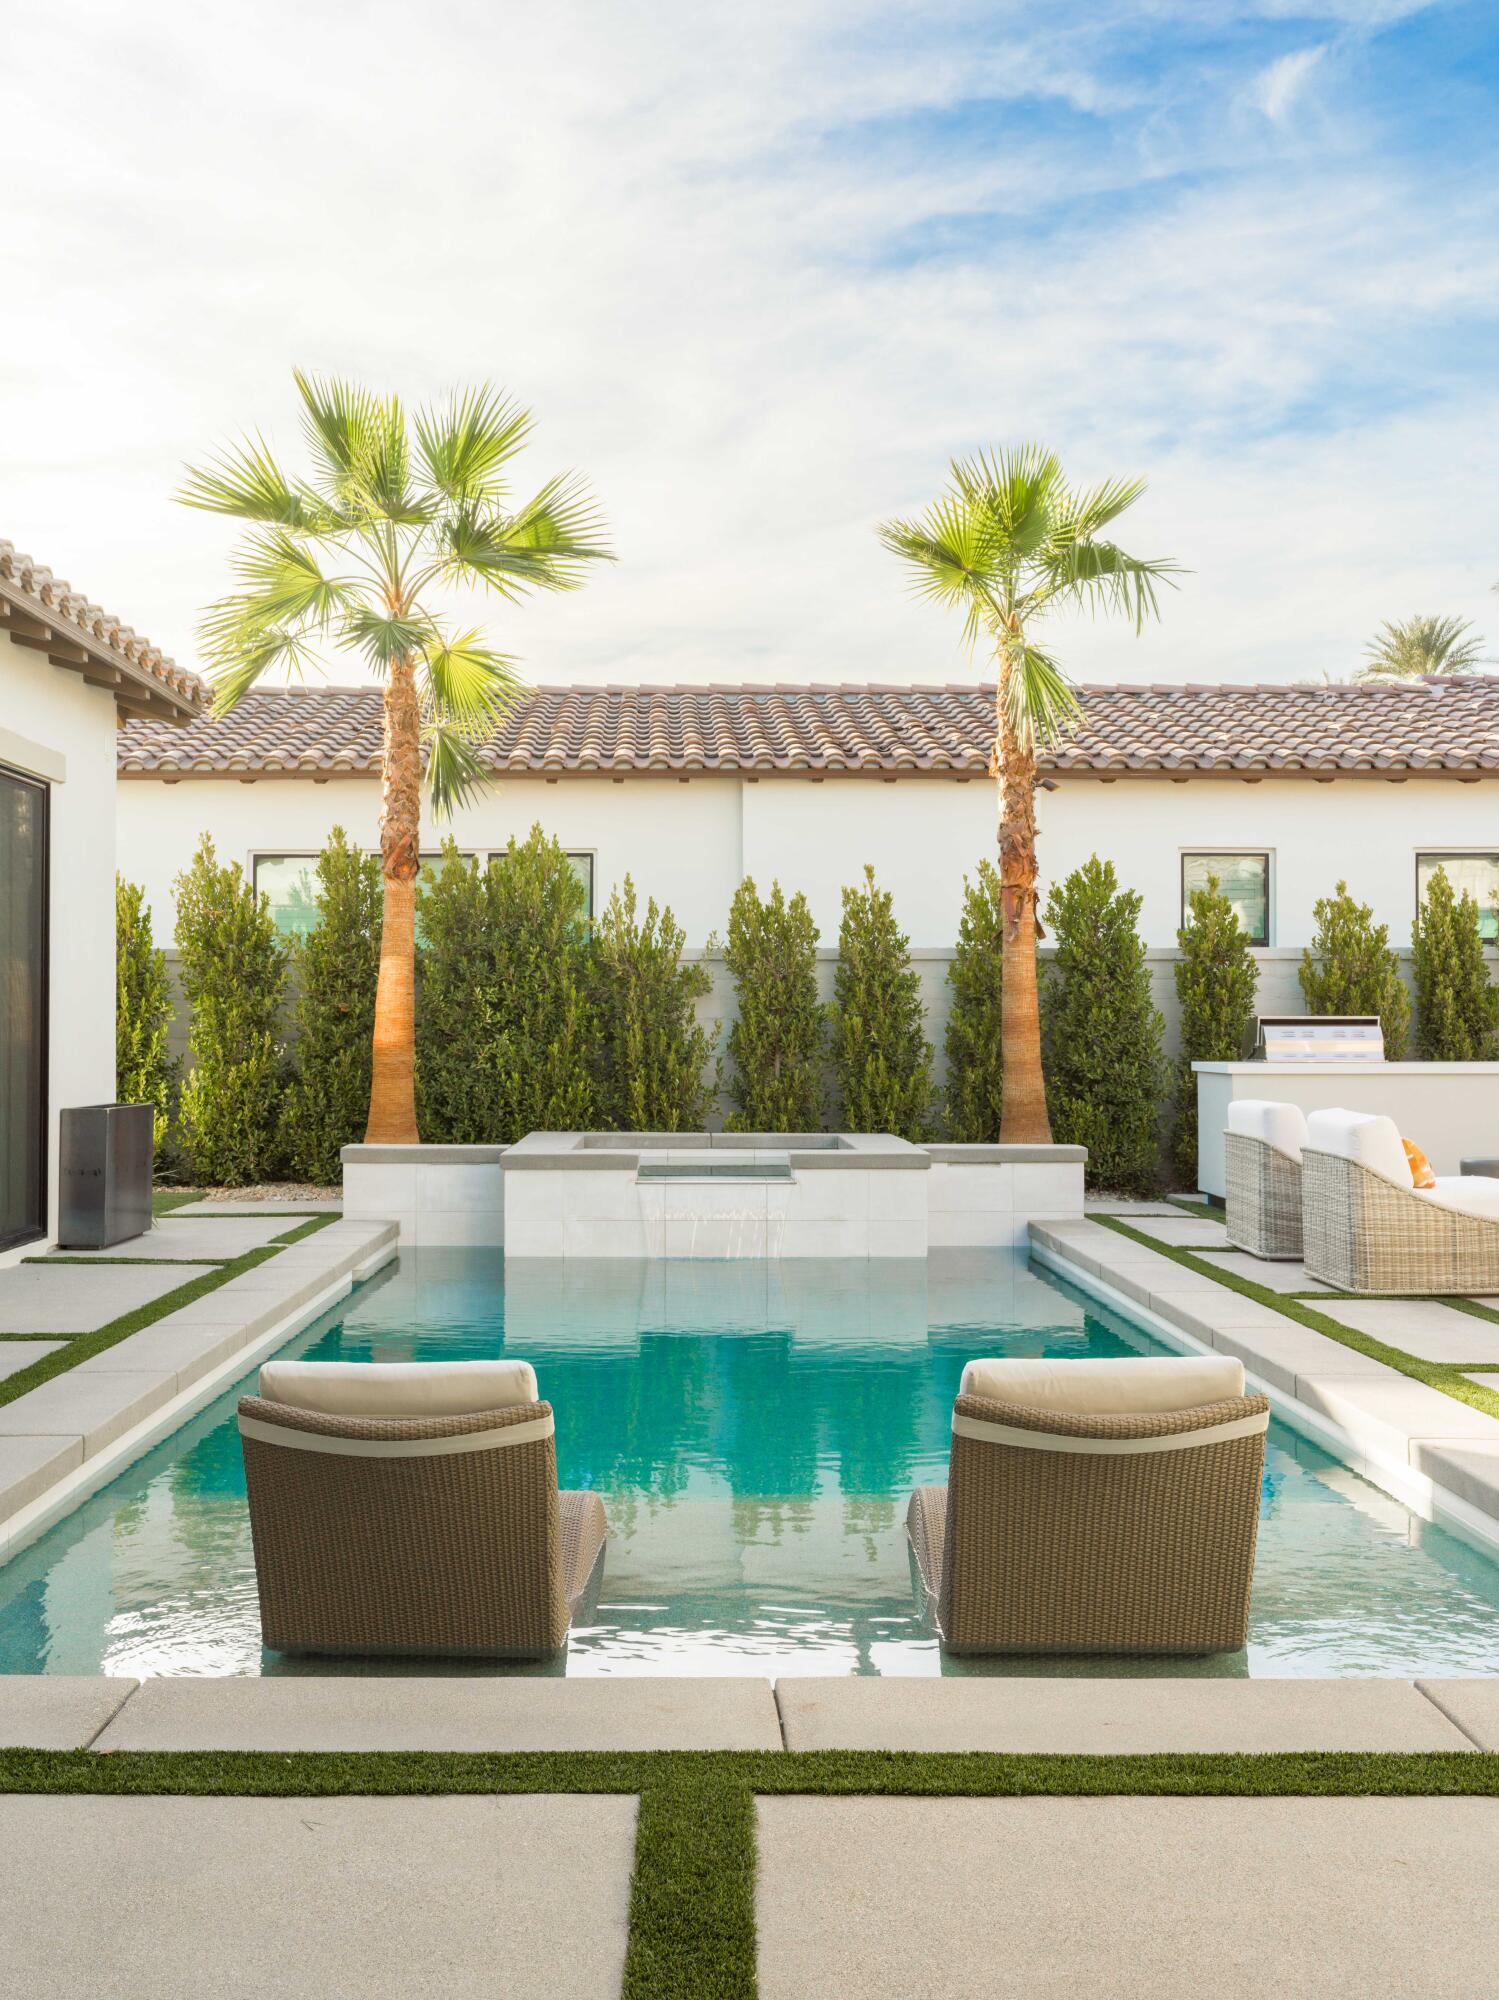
[
  {"left": 724, "top": 878, "right": 824, "bottom": 1131},
  {"left": 1300, "top": 879, "right": 1411, "bottom": 1058},
  {"left": 1412, "top": 865, "right": 1499, "bottom": 1060},
  {"left": 278, "top": 828, "right": 382, "bottom": 1181},
  {"left": 594, "top": 876, "right": 717, "bottom": 1130},
  {"left": 1172, "top": 872, "right": 1257, "bottom": 1189},
  {"left": 831, "top": 864, "right": 932, "bottom": 1139},
  {"left": 115, "top": 876, "right": 176, "bottom": 1159},
  {"left": 943, "top": 859, "right": 1005, "bottom": 1142}
]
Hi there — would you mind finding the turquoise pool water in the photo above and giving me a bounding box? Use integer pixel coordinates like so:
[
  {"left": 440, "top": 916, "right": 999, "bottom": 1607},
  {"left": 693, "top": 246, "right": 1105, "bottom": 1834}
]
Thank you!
[{"left": 4, "top": 1248, "right": 1499, "bottom": 1678}]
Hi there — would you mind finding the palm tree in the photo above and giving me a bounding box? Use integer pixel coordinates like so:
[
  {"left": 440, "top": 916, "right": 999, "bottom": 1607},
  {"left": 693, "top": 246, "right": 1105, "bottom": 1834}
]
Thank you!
[
  {"left": 1357, "top": 614, "right": 1487, "bottom": 681},
  {"left": 880, "top": 446, "right": 1175, "bottom": 1143},
  {"left": 179, "top": 372, "right": 611, "bottom": 1143}
]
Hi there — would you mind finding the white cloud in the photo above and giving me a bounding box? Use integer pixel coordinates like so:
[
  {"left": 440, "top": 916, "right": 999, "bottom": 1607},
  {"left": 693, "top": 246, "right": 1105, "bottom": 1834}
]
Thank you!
[
  {"left": 0, "top": 1, "right": 1494, "bottom": 695},
  {"left": 1249, "top": 44, "right": 1329, "bottom": 122}
]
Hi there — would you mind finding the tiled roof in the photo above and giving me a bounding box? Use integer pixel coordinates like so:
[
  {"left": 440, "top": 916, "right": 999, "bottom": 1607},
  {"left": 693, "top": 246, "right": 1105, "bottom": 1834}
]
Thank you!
[
  {"left": 116, "top": 677, "right": 1499, "bottom": 779},
  {"left": 1, "top": 540, "right": 205, "bottom": 717}
]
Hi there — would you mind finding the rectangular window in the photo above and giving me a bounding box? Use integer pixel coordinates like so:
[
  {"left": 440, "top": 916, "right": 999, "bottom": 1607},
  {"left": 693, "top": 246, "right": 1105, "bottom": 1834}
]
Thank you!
[
  {"left": 252, "top": 855, "right": 321, "bottom": 938},
  {"left": 1181, "top": 852, "right": 1270, "bottom": 946},
  {"left": 0, "top": 766, "right": 48, "bottom": 1251},
  {"left": 1417, "top": 853, "right": 1499, "bottom": 941}
]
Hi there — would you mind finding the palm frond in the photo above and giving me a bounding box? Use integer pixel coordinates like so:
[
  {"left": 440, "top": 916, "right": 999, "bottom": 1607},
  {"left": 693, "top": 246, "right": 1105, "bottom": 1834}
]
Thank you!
[
  {"left": 1050, "top": 540, "right": 1180, "bottom": 632},
  {"left": 177, "top": 437, "right": 335, "bottom": 529},
  {"left": 341, "top": 603, "right": 436, "bottom": 673},
  {"left": 1001, "top": 641, "right": 1082, "bottom": 750},
  {"left": 413, "top": 386, "right": 534, "bottom": 506},
  {"left": 418, "top": 627, "right": 528, "bottom": 726},
  {"left": 439, "top": 476, "right": 613, "bottom": 597},
  {"left": 293, "top": 370, "right": 423, "bottom": 523},
  {"left": 1357, "top": 614, "right": 1488, "bottom": 680},
  {"left": 422, "top": 719, "right": 492, "bottom": 819}
]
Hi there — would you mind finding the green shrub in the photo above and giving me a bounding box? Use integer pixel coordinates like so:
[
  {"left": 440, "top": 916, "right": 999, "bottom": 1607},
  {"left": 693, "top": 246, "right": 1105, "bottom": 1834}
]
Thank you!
[
  {"left": 1412, "top": 866, "right": 1499, "bottom": 1060},
  {"left": 594, "top": 876, "right": 716, "bottom": 1130},
  {"left": 943, "top": 860, "right": 1005, "bottom": 1141},
  {"left": 173, "top": 835, "right": 287, "bottom": 1185},
  {"left": 414, "top": 845, "right": 497, "bottom": 1143},
  {"left": 115, "top": 876, "right": 177, "bottom": 1160},
  {"left": 483, "top": 825, "right": 599, "bottom": 1139},
  {"left": 1299, "top": 880, "right": 1411, "bottom": 1057},
  {"left": 831, "top": 864, "right": 933, "bottom": 1138},
  {"left": 1172, "top": 873, "right": 1258, "bottom": 1188},
  {"left": 278, "top": 828, "right": 382, "bottom": 1181},
  {"left": 1041, "top": 856, "right": 1166, "bottom": 1193},
  {"left": 724, "top": 878, "right": 824, "bottom": 1131}
]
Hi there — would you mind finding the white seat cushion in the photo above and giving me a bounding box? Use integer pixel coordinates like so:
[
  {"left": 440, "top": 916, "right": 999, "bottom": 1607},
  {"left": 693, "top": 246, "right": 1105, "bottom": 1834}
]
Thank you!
[
  {"left": 1227, "top": 1099, "right": 1309, "bottom": 1158},
  {"left": 959, "top": 1355, "right": 1245, "bottom": 1415},
  {"left": 1305, "top": 1108, "right": 1413, "bottom": 1188},
  {"left": 1414, "top": 1177, "right": 1499, "bottom": 1222},
  {"left": 258, "top": 1359, "right": 541, "bottom": 1418}
]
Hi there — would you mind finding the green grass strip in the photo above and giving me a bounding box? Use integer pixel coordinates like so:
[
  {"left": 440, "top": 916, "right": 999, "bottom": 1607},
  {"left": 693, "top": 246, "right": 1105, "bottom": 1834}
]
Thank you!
[
  {"left": 1, "top": 1746, "right": 1493, "bottom": 1999},
  {"left": 0, "top": 1215, "right": 337, "bottom": 1403},
  {"left": 1093, "top": 1215, "right": 1499, "bottom": 1419},
  {"left": 151, "top": 1190, "right": 205, "bottom": 1216}
]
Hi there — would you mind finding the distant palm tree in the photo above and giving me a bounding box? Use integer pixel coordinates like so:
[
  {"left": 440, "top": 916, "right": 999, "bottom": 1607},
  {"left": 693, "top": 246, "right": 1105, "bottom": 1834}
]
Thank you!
[
  {"left": 1358, "top": 614, "right": 1487, "bottom": 681},
  {"left": 179, "top": 372, "right": 611, "bottom": 1144},
  {"left": 880, "top": 446, "right": 1176, "bottom": 1143}
]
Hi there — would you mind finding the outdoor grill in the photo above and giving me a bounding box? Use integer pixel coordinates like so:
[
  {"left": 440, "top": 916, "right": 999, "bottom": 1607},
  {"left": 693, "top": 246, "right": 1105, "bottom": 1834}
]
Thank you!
[{"left": 1241, "top": 1016, "right": 1385, "bottom": 1063}]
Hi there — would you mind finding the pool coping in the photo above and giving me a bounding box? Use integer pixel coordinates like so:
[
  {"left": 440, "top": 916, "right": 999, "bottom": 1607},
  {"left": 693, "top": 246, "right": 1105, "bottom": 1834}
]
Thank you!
[
  {"left": 1029, "top": 1219, "right": 1499, "bottom": 1563},
  {"left": 0, "top": 1219, "right": 399, "bottom": 1567}
]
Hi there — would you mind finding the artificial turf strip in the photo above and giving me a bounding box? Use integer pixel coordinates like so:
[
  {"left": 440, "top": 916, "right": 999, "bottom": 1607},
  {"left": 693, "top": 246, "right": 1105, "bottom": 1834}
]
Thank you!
[
  {"left": 151, "top": 1190, "right": 207, "bottom": 1216},
  {"left": 1092, "top": 1215, "right": 1499, "bottom": 1420},
  {"left": 0, "top": 1214, "right": 338, "bottom": 1404},
  {"left": 1, "top": 1747, "right": 1495, "bottom": 2000}
]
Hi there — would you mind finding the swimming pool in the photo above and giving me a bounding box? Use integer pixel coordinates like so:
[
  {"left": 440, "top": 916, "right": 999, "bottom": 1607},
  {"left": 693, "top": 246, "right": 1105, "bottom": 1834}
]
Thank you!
[{"left": 3, "top": 1247, "right": 1499, "bottom": 1678}]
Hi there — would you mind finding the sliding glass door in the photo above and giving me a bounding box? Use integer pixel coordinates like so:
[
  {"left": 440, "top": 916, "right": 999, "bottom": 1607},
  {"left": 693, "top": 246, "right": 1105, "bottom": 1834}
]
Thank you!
[{"left": 0, "top": 766, "right": 47, "bottom": 1250}]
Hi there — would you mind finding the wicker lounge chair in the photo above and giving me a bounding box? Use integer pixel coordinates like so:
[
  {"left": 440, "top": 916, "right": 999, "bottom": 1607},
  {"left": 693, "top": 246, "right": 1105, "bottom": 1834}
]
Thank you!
[
  {"left": 239, "top": 1358, "right": 607, "bottom": 1659},
  {"left": 1301, "top": 1107, "right": 1499, "bottom": 1296},
  {"left": 1225, "top": 1098, "right": 1308, "bottom": 1259},
  {"left": 907, "top": 1356, "right": 1268, "bottom": 1656}
]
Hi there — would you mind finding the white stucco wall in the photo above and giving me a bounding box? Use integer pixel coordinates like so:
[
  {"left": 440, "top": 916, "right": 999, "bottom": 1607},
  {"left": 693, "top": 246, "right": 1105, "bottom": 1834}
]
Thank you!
[
  {"left": 1, "top": 633, "right": 119, "bottom": 1260},
  {"left": 117, "top": 767, "right": 1499, "bottom": 954}
]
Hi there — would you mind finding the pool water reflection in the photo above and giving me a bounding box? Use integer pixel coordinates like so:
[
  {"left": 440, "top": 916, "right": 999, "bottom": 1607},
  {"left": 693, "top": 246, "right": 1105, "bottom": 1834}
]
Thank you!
[{"left": 4, "top": 1249, "right": 1499, "bottom": 1679}]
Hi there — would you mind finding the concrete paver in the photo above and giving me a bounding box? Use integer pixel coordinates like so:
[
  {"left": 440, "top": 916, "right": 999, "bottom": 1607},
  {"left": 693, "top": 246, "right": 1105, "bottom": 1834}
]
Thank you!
[
  {"left": 95, "top": 1672, "right": 784, "bottom": 1752},
  {"left": 0, "top": 1792, "right": 635, "bottom": 2000},
  {"left": 1417, "top": 1679, "right": 1499, "bottom": 1748},
  {"left": 1317, "top": 1298, "right": 1499, "bottom": 1366},
  {"left": 1195, "top": 1252, "right": 1333, "bottom": 1293},
  {"left": 756, "top": 1794, "right": 1499, "bottom": 1999},
  {"left": 172, "top": 1199, "right": 343, "bottom": 1214},
  {"left": 0, "top": 1435, "right": 84, "bottom": 1517},
  {"left": 0, "top": 1263, "right": 218, "bottom": 1334},
  {"left": 774, "top": 1676, "right": 1472, "bottom": 1753},
  {"left": 0, "top": 1676, "right": 139, "bottom": 1748},
  {"left": 0, "top": 1341, "right": 63, "bottom": 1382},
  {"left": 71, "top": 1321, "right": 249, "bottom": 1393},
  {"left": 0, "top": 1369, "right": 176, "bottom": 1455},
  {"left": 48, "top": 1216, "right": 293, "bottom": 1260}
]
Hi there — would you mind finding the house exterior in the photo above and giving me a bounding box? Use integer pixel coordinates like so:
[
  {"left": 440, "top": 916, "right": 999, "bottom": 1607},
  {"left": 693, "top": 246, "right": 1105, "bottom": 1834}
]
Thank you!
[
  {"left": 115, "top": 676, "right": 1499, "bottom": 1063},
  {"left": 0, "top": 543, "right": 202, "bottom": 1262}
]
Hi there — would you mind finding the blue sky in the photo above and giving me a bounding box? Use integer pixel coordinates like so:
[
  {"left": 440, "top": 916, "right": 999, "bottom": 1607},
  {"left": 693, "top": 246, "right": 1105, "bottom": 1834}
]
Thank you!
[{"left": 4, "top": 1, "right": 1498, "bottom": 687}]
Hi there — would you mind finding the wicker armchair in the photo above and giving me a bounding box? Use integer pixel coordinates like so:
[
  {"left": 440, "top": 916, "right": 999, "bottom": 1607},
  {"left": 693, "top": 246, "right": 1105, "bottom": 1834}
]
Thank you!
[
  {"left": 1302, "top": 1111, "right": 1499, "bottom": 1294},
  {"left": 1225, "top": 1099, "right": 1308, "bottom": 1260},
  {"left": 240, "top": 1359, "right": 606, "bottom": 1660},
  {"left": 908, "top": 1356, "right": 1267, "bottom": 1656}
]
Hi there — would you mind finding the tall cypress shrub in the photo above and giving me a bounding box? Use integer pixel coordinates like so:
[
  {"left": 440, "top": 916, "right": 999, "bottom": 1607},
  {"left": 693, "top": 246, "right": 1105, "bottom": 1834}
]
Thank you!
[
  {"left": 1172, "top": 873, "right": 1258, "bottom": 1189},
  {"left": 174, "top": 836, "right": 287, "bottom": 1185},
  {"left": 115, "top": 876, "right": 177, "bottom": 1160},
  {"left": 278, "top": 828, "right": 382, "bottom": 1181},
  {"left": 724, "top": 878, "right": 824, "bottom": 1131},
  {"left": 594, "top": 876, "right": 716, "bottom": 1130},
  {"left": 1412, "top": 867, "right": 1499, "bottom": 1060},
  {"left": 484, "top": 825, "right": 599, "bottom": 1139},
  {"left": 944, "top": 860, "right": 1004, "bottom": 1142},
  {"left": 1041, "top": 856, "right": 1166, "bottom": 1193},
  {"left": 1299, "top": 880, "right": 1411, "bottom": 1057},
  {"left": 831, "top": 865, "right": 933, "bottom": 1139},
  {"left": 414, "top": 845, "right": 498, "bottom": 1143}
]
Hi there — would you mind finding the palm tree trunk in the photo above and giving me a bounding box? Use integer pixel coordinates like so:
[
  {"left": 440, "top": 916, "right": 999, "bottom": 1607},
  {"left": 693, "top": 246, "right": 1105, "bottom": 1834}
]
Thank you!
[
  {"left": 364, "top": 652, "right": 422, "bottom": 1143},
  {"left": 995, "top": 656, "right": 1053, "bottom": 1144}
]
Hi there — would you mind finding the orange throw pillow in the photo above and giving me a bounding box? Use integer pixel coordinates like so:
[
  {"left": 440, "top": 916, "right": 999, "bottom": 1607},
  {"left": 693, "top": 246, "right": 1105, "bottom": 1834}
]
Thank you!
[{"left": 1402, "top": 1138, "right": 1436, "bottom": 1189}]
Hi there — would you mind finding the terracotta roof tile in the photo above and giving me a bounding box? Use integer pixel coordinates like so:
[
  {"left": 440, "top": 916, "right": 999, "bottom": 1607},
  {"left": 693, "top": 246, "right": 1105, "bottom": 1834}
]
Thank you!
[
  {"left": 1, "top": 540, "right": 205, "bottom": 717},
  {"left": 116, "top": 677, "right": 1499, "bottom": 778}
]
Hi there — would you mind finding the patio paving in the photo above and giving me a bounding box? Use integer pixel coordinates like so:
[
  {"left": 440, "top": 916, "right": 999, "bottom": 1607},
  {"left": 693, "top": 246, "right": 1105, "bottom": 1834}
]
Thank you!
[
  {"left": 0, "top": 1792, "right": 635, "bottom": 2000},
  {"left": 1316, "top": 1298, "right": 1499, "bottom": 1366},
  {"left": 1418, "top": 1679, "right": 1499, "bottom": 1748},
  {"left": 172, "top": 1198, "right": 344, "bottom": 1214},
  {"left": 45, "top": 1216, "right": 294, "bottom": 1260},
  {"left": 774, "top": 1676, "right": 1473, "bottom": 1753},
  {"left": 0, "top": 1340, "right": 63, "bottom": 1381},
  {"left": 1194, "top": 1251, "right": 1333, "bottom": 1293},
  {"left": 0, "top": 1262, "right": 218, "bottom": 1334},
  {"left": 0, "top": 1676, "right": 138, "bottom": 1748},
  {"left": 1123, "top": 1216, "right": 1232, "bottom": 1249},
  {"left": 756, "top": 1795, "right": 1499, "bottom": 1999},
  {"left": 95, "top": 1673, "right": 783, "bottom": 1752}
]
